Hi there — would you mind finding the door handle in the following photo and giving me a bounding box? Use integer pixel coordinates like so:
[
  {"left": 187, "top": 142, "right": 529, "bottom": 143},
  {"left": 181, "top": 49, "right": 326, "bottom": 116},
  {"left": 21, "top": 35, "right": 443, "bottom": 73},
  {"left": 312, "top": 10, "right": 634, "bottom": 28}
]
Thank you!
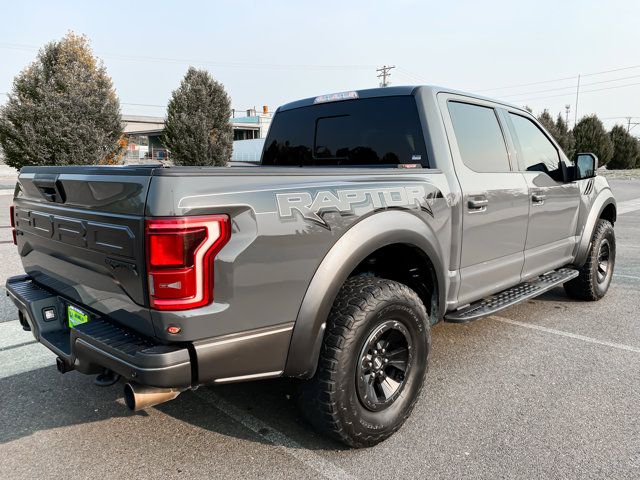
[
  {"left": 532, "top": 193, "right": 546, "bottom": 205},
  {"left": 468, "top": 197, "right": 488, "bottom": 211}
]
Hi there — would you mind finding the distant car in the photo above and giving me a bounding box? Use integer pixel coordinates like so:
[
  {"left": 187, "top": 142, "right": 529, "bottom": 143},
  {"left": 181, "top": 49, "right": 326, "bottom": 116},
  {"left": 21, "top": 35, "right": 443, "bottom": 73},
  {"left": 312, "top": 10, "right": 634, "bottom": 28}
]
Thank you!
[{"left": 7, "top": 86, "right": 616, "bottom": 447}]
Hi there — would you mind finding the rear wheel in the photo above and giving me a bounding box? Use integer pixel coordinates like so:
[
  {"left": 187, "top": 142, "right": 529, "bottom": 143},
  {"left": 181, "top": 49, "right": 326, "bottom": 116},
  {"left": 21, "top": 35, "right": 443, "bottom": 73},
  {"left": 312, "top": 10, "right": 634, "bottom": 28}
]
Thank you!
[
  {"left": 565, "top": 219, "right": 615, "bottom": 301},
  {"left": 297, "top": 276, "right": 430, "bottom": 447}
]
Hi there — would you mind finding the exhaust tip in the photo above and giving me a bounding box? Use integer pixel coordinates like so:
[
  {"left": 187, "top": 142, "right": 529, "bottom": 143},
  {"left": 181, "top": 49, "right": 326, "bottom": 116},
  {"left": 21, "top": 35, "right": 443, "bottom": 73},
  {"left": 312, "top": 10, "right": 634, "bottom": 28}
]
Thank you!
[
  {"left": 123, "top": 382, "right": 182, "bottom": 411},
  {"left": 123, "top": 382, "right": 136, "bottom": 410}
]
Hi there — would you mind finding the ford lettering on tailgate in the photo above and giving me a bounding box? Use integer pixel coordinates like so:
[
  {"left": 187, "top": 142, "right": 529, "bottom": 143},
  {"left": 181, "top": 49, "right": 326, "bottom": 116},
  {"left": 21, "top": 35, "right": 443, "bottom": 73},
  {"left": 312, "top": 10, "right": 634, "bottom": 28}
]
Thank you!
[{"left": 14, "top": 207, "right": 135, "bottom": 258}]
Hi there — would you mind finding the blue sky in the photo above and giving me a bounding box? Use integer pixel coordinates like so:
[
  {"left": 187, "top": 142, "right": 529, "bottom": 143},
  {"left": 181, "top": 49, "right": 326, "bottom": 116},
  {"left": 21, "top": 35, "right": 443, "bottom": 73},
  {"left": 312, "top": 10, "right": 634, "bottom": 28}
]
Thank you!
[{"left": 1, "top": 0, "right": 639, "bottom": 130}]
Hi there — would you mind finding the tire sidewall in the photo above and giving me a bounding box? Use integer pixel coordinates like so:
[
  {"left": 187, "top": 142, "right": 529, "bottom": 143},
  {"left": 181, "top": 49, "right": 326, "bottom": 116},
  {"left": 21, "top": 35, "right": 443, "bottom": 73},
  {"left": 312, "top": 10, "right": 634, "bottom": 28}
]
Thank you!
[
  {"left": 337, "top": 297, "right": 429, "bottom": 437},
  {"left": 591, "top": 223, "right": 615, "bottom": 298}
]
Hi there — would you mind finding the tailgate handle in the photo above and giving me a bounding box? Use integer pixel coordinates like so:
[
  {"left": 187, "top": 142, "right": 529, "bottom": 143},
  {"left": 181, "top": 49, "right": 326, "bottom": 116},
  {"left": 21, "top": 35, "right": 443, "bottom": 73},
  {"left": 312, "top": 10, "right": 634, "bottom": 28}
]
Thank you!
[{"left": 33, "top": 176, "right": 66, "bottom": 203}]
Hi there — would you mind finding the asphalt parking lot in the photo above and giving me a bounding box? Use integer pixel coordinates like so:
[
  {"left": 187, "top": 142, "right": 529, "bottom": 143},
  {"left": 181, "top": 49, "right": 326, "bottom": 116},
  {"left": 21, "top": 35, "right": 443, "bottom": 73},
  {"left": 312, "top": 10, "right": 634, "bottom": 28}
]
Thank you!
[{"left": 0, "top": 178, "right": 639, "bottom": 480}]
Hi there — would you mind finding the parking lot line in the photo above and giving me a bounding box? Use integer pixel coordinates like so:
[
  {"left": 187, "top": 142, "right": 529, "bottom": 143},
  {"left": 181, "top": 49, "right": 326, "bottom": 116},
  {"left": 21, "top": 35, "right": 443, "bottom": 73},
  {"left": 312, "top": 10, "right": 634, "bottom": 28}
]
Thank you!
[
  {"left": 615, "top": 273, "right": 640, "bottom": 280},
  {"left": 0, "top": 321, "right": 355, "bottom": 479},
  {"left": 492, "top": 315, "right": 640, "bottom": 354},
  {"left": 617, "top": 197, "right": 640, "bottom": 215},
  {"left": 193, "top": 389, "right": 357, "bottom": 480}
]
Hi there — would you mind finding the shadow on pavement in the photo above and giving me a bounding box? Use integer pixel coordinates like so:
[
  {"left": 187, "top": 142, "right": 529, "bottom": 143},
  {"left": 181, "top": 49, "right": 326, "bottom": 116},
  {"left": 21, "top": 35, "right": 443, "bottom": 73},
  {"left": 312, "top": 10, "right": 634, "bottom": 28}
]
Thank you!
[
  {"left": 521, "top": 286, "right": 581, "bottom": 304},
  {"left": 157, "top": 378, "right": 347, "bottom": 451},
  {"left": 0, "top": 363, "right": 343, "bottom": 451}
]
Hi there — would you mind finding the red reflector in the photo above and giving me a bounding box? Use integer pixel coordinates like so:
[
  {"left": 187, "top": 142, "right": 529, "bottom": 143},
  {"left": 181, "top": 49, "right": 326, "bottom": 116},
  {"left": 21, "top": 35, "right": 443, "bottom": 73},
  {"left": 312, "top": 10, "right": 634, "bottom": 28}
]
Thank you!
[
  {"left": 145, "top": 215, "right": 230, "bottom": 311},
  {"left": 167, "top": 325, "right": 181, "bottom": 334}
]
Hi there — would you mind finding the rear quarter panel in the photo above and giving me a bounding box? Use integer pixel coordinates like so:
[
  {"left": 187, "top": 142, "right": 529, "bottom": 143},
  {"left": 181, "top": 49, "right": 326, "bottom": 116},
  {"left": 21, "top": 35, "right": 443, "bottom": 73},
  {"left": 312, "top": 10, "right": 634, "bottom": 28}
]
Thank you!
[{"left": 145, "top": 168, "right": 452, "bottom": 343}]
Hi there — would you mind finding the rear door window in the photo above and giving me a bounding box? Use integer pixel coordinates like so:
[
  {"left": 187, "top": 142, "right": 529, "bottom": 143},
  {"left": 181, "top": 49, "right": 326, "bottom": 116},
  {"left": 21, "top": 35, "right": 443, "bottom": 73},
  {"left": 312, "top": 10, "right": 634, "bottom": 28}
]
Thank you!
[
  {"left": 261, "top": 96, "right": 428, "bottom": 167},
  {"left": 448, "top": 101, "right": 511, "bottom": 173}
]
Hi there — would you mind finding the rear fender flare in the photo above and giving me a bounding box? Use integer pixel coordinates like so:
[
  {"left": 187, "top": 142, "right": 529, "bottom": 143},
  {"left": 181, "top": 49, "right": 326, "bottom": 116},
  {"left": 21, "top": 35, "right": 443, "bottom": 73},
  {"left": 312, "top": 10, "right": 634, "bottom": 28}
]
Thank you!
[{"left": 283, "top": 210, "right": 446, "bottom": 378}]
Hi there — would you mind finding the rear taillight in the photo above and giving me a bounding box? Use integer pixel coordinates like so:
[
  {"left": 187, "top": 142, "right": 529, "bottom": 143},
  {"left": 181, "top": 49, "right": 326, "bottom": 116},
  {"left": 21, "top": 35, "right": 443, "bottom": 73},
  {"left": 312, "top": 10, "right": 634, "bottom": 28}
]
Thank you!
[
  {"left": 145, "top": 215, "right": 230, "bottom": 311},
  {"left": 9, "top": 205, "right": 16, "bottom": 245}
]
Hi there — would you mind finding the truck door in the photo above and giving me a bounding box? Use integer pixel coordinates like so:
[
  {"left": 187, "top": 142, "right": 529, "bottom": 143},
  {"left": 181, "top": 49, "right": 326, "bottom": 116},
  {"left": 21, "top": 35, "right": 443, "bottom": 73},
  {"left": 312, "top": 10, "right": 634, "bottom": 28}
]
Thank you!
[
  {"left": 505, "top": 112, "right": 581, "bottom": 279},
  {"left": 441, "top": 97, "right": 530, "bottom": 305}
]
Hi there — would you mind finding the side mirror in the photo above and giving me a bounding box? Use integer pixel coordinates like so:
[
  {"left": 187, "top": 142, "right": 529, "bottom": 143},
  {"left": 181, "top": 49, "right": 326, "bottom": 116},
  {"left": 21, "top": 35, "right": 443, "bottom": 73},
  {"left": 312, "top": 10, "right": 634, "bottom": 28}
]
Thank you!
[{"left": 574, "top": 152, "right": 598, "bottom": 180}]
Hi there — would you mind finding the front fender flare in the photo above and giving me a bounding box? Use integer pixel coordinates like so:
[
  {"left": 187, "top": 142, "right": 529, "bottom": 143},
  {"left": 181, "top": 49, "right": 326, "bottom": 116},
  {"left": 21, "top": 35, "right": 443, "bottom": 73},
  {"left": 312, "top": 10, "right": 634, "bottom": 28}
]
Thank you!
[
  {"left": 283, "top": 210, "right": 446, "bottom": 378},
  {"left": 574, "top": 189, "right": 616, "bottom": 266}
]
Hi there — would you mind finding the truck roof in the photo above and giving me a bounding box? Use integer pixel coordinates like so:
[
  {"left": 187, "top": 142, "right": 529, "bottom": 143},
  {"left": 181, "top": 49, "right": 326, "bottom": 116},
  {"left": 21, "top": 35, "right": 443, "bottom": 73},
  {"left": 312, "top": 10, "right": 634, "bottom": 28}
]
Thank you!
[{"left": 277, "top": 85, "right": 528, "bottom": 114}]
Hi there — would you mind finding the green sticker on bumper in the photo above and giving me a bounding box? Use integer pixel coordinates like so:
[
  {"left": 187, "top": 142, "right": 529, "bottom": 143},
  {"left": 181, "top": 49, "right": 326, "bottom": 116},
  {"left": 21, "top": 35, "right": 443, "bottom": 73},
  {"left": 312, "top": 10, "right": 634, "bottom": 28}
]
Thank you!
[{"left": 67, "top": 305, "right": 89, "bottom": 328}]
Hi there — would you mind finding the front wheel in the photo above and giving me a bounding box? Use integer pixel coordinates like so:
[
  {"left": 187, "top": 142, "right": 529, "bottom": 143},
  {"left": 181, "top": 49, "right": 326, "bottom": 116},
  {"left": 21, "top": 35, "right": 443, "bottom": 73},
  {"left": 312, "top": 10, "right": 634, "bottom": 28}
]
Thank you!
[
  {"left": 565, "top": 219, "right": 616, "bottom": 301},
  {"left": 297, "top": 276, "right": 430, "bottom": 448}
]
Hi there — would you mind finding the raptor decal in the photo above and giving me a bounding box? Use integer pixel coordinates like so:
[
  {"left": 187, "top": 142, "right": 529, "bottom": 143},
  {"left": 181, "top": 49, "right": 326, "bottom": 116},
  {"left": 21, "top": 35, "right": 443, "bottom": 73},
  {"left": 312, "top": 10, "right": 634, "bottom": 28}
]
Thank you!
[{"left": 276, "top": 185, "right": 438, "bottom": 227}]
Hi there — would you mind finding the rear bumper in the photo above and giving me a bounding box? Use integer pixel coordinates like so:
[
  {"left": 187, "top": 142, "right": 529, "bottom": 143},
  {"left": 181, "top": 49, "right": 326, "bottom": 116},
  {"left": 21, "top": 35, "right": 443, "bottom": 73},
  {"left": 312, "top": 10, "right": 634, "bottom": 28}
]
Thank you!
[{"left": 6, "top": 275, "right": 192, "bottom": 388}]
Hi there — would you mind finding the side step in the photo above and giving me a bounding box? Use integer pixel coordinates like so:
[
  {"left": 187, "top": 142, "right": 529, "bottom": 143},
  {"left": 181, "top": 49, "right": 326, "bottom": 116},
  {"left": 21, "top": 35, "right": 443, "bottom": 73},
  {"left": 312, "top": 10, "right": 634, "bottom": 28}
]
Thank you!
[{"left": 445, "top": 268, "right": 579, "bottom": 323}]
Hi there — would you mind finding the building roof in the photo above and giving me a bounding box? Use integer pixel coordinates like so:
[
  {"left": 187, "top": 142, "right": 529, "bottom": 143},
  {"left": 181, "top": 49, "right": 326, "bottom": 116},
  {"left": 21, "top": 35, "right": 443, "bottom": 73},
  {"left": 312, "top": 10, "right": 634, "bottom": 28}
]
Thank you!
[
  {"left": 231, "top": 116, "right": 261, "bottom": 124},
  {"left": 122, "top": 114, "right": 269, "bottom": 135},
  {"left": 123, "top": 115, "right": 165, "bottom": 135}
]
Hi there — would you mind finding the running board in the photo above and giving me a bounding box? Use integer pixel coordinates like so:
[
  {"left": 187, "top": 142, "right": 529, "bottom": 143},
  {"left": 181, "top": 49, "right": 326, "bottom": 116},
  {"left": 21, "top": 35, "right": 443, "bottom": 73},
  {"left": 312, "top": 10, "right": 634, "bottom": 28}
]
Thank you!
[{"left": 445, "top": 268, "right": 579, "bottom": 323}]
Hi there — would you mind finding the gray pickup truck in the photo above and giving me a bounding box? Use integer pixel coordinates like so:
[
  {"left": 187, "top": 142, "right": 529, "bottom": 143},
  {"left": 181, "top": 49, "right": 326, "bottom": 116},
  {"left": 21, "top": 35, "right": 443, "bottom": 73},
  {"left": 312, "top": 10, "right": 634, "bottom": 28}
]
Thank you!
[{"left": 6, "top": 86, "right": 616, "bottom": 447}]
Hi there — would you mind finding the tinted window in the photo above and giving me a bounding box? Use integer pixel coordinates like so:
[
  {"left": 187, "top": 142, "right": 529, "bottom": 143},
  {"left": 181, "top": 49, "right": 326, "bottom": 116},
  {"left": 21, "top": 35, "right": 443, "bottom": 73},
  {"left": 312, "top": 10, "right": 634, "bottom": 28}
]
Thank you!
[
  {"left": 261, "top": 97, "right": 427, "bottom": 166},
  {"left": 509, "top": 113, "right": 562, "bottom": 181},
  {"left": 448, "top": 101, "right": 511, "bottom": 173}
]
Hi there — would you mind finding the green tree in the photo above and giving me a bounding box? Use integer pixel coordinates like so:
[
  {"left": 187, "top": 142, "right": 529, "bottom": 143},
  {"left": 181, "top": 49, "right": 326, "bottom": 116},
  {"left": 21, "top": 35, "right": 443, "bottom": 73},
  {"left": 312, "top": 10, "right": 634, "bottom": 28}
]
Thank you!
[
  {"left": 573, "top": 115, "right": 613, "bottom": 166},
  {"left": 162, "top": 67, "right": 233, "bottom": 166},
  {"left": 537, "top": 110, "right": 559, "bottom": 139},
  {"left": 608, "top": 125, "right": 640, "bottom": 169},
  {"left": 536, "top": 110, "right": 575, "bottom": 158},
  {"left": 0, "top": 32, "right": 123, "bottom": 169},
  {"left": 554, "top": 113, "right": 575, "bottom": 158}
]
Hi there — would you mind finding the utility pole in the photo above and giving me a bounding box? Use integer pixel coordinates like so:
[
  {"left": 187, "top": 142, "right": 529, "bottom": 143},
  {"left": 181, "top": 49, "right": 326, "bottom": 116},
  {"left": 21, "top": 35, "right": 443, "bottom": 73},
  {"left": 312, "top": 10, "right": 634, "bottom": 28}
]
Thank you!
[
  {"left": 565, "top": 105, "right": 570, "bottom": 125},
  {"left": 574, "top": 74, "right": 581, "bottom": 127},
  {"left": 627, "top": 117, "right": 640, "bottom": 133},
  {"left": 377, "top": 65, "right": 395, "bottom": 87}
]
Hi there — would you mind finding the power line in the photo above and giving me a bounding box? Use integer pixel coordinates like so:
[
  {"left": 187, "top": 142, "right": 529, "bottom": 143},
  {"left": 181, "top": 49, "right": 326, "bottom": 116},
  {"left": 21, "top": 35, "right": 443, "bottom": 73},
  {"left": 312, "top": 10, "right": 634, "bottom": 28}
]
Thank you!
[
  {"left": 474, "top": 63, "right": 640, "bottom": 93},
  {"left": 395, "top": 67, "right": 427, "bottom": 83},
  {"left": 476, "top": 75, "right": 578, "bottom": 92},
  {"left": 507, "top": 79, "right": 640, "bottom": 103},
  {"left": 499, "top": 73, "right": 640, "bottom": 99},
  {"left": 0, "top": 42, "right": 375, "bottom": 71}
]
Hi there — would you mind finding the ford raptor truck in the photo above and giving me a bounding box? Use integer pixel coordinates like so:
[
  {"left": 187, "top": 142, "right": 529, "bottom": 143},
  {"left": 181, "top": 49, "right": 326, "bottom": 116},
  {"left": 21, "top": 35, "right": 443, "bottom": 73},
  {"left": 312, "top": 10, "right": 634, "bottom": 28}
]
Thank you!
[{"left": 6, "top": 86, "right": 616, "bottom": 447}]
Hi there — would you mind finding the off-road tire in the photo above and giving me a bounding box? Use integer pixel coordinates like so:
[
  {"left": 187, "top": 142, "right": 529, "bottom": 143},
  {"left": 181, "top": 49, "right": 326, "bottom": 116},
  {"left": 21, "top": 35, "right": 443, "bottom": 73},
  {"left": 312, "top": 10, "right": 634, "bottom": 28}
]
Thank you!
[
  {"left": 564, "top": 219, "right": 615, "bottom": 301},
  {"left": 297, "top": 276, "right": 430, "bottom": 448}
]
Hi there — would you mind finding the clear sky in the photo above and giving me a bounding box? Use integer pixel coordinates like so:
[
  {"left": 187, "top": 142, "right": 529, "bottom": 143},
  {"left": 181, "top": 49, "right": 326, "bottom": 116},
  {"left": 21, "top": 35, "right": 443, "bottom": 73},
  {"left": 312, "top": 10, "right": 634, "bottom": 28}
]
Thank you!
[{"left": 1, "top": 0, "right": 639, "bottom": 130}]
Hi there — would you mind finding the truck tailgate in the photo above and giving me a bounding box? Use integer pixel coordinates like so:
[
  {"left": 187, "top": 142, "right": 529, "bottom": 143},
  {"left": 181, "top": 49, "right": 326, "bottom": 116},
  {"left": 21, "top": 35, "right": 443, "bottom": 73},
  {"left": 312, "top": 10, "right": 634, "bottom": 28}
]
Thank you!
[{"left": 12, "top": 166, "right": 156, "bottom": 336}]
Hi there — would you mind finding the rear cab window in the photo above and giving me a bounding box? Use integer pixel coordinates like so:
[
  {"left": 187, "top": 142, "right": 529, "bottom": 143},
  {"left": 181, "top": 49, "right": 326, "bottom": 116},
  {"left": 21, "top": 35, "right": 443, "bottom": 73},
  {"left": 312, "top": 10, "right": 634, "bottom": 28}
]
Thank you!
[{"left": 261, "top": 96, "right": 428, "bottom": 167}]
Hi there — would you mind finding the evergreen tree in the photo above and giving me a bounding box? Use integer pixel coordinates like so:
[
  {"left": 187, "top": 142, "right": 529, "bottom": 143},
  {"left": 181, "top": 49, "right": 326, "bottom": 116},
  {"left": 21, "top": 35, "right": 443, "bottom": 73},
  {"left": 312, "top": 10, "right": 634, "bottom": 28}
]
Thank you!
[
  {"left": 537, "top": 110, "right": 559, "bottom": 139},
  {"left": 0, "top": 32, "right": 123, "bottom": 169},
  {"left": 573, "top": 115, "right": 613, "bottom": 166},
  {"left": 162, "top": 67, "right": 233, "bottom": 166},
  {"left": 555, "top": 113, "right": 575, "bottom": 158},
  {"left": 608, "top": 125, "right": 640, "bottom": 169}
]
